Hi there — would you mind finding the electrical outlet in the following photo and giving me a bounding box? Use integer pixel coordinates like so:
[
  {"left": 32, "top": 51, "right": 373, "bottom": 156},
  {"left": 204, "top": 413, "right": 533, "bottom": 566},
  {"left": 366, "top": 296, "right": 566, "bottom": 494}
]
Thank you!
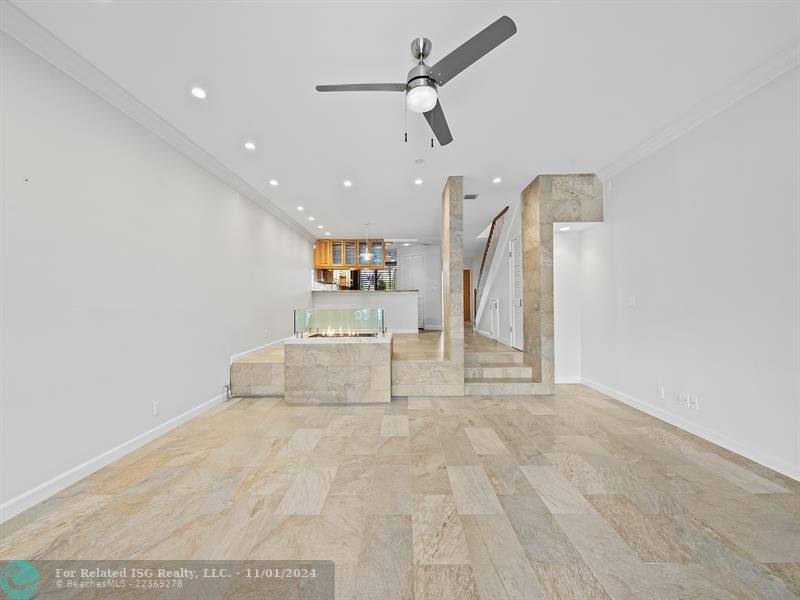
[
  {"left": 153, "top": 401, "right": 160, "bottom": 416},
  {"left": 658, "top": 385, "right": 665, "bottom": 401},
  {"left": 689, "top": 395, "right": 699, "bottom": 410},
  {"left": 678, "top": 392, "right": 690, "bottom": 407}
]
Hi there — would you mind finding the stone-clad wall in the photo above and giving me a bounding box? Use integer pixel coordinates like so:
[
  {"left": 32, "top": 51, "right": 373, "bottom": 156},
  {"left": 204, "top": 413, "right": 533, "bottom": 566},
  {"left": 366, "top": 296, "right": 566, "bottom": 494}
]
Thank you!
[
  {"left": 284, "top": 335, "right": 392, "bottom": 404},
  {"left": 522, "top": 174, "right": 603, "bottom": 393},
  {"left": 442, "top": 176, "right": 465, "bottom": 372}
]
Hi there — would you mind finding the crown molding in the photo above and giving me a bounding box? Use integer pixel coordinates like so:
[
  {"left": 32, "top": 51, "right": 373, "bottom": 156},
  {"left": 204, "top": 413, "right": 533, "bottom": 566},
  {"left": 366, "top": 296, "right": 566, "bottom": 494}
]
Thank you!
[
  {"left": 597, "top": 39, "right": 800, "bottom": 181},
  {"left": 0, "top": 0, "right": 315, "bottom": 242}
]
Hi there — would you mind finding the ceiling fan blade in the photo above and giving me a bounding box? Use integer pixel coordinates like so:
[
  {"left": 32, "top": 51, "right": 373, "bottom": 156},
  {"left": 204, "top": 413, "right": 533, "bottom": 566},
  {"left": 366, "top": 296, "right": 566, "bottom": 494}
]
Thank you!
[
  {"left": 423, "top": 100, "right": 453, "bottom": 146},
  {"left": 315, "top": 83, "right": 406, "bottom": 92},
  {"left": 429, "top": 16, "right": 517, "bottom": 86}
]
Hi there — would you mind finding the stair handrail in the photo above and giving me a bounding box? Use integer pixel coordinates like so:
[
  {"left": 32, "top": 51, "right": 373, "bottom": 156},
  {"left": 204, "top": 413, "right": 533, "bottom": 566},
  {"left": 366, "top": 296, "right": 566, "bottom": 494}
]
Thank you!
[{"left": 475, "top": 206, "right": 509, "bottom": 316}]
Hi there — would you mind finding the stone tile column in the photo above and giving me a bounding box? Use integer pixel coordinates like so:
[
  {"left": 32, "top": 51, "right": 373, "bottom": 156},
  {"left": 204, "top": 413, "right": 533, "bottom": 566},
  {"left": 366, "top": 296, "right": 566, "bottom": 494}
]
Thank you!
[
  {"left": 522, "top": 174, "right": 603, "bottom": 393},
  {"left": 441, "top": 176, "right": 465, "bottom": 394}
]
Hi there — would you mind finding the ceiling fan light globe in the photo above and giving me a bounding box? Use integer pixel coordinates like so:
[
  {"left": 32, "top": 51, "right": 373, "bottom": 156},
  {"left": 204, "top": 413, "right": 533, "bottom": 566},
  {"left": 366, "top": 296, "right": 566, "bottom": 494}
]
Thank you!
[{"left": 406, "top": 85, "right": 438, "bottom": 113}]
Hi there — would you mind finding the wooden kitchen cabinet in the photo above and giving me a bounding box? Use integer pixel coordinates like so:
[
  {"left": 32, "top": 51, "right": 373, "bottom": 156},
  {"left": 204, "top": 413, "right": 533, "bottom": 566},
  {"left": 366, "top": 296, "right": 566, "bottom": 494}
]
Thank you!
[
  {"left": 314, "top": 240, "right": 332, "bottom": 267},
  {"left": 313, "top": 239, "right": 385, "bottom": 269}
]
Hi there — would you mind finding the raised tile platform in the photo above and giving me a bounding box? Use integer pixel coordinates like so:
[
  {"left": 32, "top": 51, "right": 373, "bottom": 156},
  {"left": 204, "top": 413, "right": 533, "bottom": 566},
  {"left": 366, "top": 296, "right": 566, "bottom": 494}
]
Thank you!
[
  {"left": 230, "top": 344, "right": 284, "bottom": 397},
  {"left": 284, "top": 333, "right": 392, "bottom": 404}
]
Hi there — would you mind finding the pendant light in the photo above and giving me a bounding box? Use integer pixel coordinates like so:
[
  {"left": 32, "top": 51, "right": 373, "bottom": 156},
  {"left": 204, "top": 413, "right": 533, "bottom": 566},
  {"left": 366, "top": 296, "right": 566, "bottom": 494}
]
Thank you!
[{"left": 361, "top": 222, "right": 372, "bottom": 262}]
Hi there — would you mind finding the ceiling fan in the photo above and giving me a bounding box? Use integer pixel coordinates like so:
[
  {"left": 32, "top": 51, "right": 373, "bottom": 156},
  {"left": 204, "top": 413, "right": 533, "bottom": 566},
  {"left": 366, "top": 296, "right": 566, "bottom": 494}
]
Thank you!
[{"left": 315, "top": 16, "right": 517, "bottom": 146}]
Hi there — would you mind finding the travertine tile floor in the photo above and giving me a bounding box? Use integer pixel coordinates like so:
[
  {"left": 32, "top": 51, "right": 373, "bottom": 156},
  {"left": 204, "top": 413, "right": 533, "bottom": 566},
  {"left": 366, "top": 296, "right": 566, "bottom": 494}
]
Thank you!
[
  {"left": 2, "top": 385, "right": 799, "bottom": 599},
  {"left": 392, "top": 329, "right": 446, "bottom": 361},
  {"left": 393, "top": 325, "right": 518, "bottom": 362},
  {"left": 233, "top": 343, "right": 284, "bottom": 364}
]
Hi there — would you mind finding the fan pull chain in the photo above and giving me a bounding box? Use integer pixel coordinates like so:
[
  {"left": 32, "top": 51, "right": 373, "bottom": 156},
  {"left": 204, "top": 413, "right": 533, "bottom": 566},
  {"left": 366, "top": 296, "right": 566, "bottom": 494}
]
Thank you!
[
  {"left": 430, "top": 108, "right": 434, "bottom": 148},
  {"left": 403, "top": 96, "right": 408, "bottom": 143}
]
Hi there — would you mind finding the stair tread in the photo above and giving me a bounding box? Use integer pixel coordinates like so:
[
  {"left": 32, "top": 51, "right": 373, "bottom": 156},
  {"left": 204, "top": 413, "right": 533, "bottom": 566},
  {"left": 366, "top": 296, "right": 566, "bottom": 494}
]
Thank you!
[
  {"left": 465, "top": 377, "right": 535, "bottom": 384},
  {"left": 468, "top": 363, "right": 529, "bottom": 369}
]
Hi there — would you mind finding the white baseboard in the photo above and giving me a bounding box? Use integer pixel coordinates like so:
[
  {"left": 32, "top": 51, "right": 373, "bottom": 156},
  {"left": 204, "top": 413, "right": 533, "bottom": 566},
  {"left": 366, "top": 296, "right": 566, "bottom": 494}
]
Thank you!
[
  {"left": 389, "top": 329, "right": 420, "bottom": 334},
  {"left": 0, "top": 392, "right": 227, "bottom": 524},
  {"left": 476, "top": 329, "right": 492, "bottom": 339},
  {"left": 581, "top": 377, "right": 799, "bottom": 482},
  {"left": 556, "top": 376, "right": 582, "bottom": 384},
  {"left": 230, "top": 336, "right": 293, "bottom": 362}
]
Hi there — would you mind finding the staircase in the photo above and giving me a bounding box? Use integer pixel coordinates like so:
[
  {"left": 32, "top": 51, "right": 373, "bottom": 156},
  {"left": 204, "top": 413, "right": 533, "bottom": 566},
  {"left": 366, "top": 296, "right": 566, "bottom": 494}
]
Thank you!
[
  {"left": 474, "top": 206, "right": 509, "bottom": 326},
  {"left": 464, "top": 350, "right": 540, "bottom": 395}
]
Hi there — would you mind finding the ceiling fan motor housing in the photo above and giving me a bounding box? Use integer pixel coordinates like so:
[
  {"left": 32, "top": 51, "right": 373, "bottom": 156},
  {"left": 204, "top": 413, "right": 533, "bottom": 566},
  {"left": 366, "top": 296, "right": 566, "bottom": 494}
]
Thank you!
[
  {"left": 411, "top": 37, "right": 432, "bottom": 60},
  {"left": 406, "top": 62, "right": 436, "bottom": 92}
]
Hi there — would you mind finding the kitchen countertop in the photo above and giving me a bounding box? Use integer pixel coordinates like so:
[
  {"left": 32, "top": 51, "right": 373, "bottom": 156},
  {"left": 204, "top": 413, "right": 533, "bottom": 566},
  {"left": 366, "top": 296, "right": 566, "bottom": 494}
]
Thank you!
[{"left": 311, "top": 289, "right": 419, "bottom": 293}]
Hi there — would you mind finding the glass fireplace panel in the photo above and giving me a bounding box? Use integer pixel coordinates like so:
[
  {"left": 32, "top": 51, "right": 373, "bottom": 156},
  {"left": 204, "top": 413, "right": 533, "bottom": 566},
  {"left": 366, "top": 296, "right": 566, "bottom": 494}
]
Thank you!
[{"left": 294, "top": 307, "right": 385, "bottom": 338}]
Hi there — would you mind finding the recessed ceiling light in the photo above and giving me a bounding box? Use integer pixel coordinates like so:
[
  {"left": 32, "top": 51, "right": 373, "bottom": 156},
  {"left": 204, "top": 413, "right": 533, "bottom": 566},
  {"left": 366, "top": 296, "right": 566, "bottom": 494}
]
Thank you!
[
  {"left": 308, "top": 216, "right": 315, "bottom": 221},
  {"left": 296, "top": 206, "right": 304, "bottom": 211},
  {"left": 269, "top": 179, "right": 278, "bottom": 186},
  {"left": 324, "top": 232, "right": 331, "bottom": 236},
  {"left": 244, "top": 141, "right": 256, "bottom": 151},
  {"left": 190, "top": 87, "right": 207, "bottom": 99},
  {"left": 403, "top": 243, "right": 411, "bottom": 246},
  {"left": 343, "top": 180, "right": 352, "bottom": 187},
  {"left": 492, "top": 177, "right": 502, "bottom": 184},
  {"left": 414, "top": 178, "right": 423, "bottom": 185},
  {"left": 560, "top": 226, "right": 571, "bottom": 231},
  {"left": 414, "top": 158, "right": 425, "bottom": 164},
  {"left": 317, "top": 225, "right": 324, "bottom": 229}
]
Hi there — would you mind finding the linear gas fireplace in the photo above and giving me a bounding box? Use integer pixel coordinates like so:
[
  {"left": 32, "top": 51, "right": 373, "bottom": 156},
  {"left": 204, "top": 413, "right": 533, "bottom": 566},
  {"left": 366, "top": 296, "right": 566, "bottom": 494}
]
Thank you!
[
  {"left": 308, "top": 332, "right": 377, "bottom": 338},
  {"left": 293, "top": 307, "right": 385, "bottom": 338}
]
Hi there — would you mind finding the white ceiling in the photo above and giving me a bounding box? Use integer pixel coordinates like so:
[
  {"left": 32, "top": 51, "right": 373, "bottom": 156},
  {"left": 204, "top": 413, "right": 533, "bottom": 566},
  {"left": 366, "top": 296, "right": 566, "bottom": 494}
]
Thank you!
[{"left": 10, "top": 0, "right": 800, "bottom": 258}]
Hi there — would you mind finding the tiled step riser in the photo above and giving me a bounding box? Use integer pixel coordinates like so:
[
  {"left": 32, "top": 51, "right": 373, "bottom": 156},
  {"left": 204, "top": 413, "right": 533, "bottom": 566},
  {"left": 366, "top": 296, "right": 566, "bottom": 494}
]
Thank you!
[
  {"left": 464, "top": 366, "right": 533, "bottom": 379},
  {"left": 465, "top": 352, "right": 524, "bottom": 365},
  {"left": 464, "top": 381, "right": 542, "bottom": 395},
  {"left": 230, "top": 362, "right": 285, "bottom": 397}
]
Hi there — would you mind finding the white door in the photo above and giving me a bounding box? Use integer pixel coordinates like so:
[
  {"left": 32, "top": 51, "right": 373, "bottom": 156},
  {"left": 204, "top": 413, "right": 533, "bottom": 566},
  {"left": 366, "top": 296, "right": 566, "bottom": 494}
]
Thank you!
[
  {"left": 509, "top": 236, "right": 523, "bottom": 350},
  {"left": 399, "top": 254, "right": 425, "bottom": 329}
]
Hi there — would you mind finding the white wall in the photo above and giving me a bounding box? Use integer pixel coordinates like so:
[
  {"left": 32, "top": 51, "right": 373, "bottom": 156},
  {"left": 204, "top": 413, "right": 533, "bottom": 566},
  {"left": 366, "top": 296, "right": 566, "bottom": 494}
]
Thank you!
[
  {"left": 553, "top": 232, "right": 583, "bottom": 381},
  {"left": 0, "top": 36, "right": 312, "bottom": 515},
  {"left": 581, "top": 66, "right": 800, "bottom": 478},
  {"left": 396, "top": 244, "right": 442, "bottom": 330}
]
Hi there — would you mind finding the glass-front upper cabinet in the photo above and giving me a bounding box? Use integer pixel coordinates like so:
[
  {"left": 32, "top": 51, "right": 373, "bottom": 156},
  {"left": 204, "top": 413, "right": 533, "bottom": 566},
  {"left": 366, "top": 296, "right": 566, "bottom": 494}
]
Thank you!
[
  {"left": 345, "top": 241, "right": 356, "bottom": 265},
  {"left": 358, "top": 241, "right": 371, "bottom": 266},
  {"left": 371, "top": 240, "right": 383, "bottom": 265},
  {"left": 331, "top": 241, "right": 343, "bottom": 266}
]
